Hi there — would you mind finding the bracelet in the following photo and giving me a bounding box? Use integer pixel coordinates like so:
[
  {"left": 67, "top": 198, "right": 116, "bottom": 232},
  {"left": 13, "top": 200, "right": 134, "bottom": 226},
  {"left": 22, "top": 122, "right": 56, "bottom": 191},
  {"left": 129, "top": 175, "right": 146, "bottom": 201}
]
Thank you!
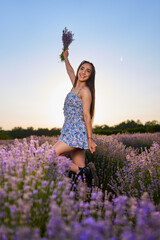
[{"left": 88, "top": 137, "right": 93, "bottom": 140}]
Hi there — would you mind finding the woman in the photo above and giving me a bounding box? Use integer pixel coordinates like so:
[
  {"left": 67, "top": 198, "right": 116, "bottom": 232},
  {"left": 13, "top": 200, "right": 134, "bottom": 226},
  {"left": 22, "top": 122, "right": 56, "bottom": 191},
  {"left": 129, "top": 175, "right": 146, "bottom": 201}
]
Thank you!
[{"left": 53, "top": 48, "right": 98, "bottom": 186}]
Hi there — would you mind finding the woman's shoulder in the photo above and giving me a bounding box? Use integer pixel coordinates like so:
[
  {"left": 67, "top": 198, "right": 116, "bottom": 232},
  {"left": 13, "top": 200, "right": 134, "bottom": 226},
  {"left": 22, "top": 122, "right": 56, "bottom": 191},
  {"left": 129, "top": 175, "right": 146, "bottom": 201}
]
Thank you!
[
  {"left": 81, "top": 86, "right": 91, "bottom": 98},
  {"left": 82, "top": 86, "right": 90, "bottom": 92}
]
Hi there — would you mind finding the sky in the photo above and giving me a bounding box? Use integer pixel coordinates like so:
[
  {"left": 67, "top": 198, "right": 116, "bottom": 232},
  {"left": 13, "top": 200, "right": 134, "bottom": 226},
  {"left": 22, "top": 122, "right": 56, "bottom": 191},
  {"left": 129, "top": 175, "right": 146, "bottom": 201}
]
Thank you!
[{"left": 0, "top": 0, "right": 160, "bottom": 130}]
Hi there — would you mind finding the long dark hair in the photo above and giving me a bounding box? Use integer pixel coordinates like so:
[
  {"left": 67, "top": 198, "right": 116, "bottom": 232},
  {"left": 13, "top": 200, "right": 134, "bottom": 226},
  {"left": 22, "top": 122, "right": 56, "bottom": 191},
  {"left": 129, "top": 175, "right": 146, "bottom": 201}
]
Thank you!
[{"left": 73, "top": 60, "right": 96, "bottom": 124}]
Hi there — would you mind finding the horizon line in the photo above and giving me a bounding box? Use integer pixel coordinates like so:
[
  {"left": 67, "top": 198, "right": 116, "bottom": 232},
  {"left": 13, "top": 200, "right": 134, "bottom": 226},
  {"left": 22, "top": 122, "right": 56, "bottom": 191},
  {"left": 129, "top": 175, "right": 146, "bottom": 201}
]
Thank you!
[{"left": 1, "top": 119, "right": 160, "bottom": 131}]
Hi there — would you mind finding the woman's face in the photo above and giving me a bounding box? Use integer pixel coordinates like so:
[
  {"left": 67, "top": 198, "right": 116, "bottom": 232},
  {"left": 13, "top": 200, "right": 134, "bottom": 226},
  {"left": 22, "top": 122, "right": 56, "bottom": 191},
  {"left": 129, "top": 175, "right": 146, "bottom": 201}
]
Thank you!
[{"left": 78, "top": 63, "right": 92, "bottom": 82}]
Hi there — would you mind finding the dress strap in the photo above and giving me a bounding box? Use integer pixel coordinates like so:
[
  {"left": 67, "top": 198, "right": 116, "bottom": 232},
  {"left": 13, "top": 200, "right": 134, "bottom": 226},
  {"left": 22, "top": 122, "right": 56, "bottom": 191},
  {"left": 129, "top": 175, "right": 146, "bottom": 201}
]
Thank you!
[{"left": 77, "top": 86, "right": 84, "bottom": 95}]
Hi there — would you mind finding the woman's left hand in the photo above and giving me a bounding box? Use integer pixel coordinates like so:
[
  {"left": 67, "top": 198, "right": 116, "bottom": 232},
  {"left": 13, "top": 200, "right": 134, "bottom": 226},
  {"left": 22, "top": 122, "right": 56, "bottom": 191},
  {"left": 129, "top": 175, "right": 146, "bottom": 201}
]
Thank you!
[{"left": 88, "top": 139, "right": 97, "bottom": 154}]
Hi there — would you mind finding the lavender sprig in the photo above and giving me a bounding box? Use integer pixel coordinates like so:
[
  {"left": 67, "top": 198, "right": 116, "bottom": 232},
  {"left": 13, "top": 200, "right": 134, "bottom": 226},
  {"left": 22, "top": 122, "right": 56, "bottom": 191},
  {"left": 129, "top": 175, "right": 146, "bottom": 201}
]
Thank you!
[{"left": 60, "top": 27, "right": 74, "bottom": 61}]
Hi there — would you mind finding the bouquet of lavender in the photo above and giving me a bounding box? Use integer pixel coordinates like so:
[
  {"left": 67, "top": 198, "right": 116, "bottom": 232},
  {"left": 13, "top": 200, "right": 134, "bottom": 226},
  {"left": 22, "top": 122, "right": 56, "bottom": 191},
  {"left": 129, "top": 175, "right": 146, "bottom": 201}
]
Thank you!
[{"left": 60, "top": 27, "right": 74, "bottom": 61}]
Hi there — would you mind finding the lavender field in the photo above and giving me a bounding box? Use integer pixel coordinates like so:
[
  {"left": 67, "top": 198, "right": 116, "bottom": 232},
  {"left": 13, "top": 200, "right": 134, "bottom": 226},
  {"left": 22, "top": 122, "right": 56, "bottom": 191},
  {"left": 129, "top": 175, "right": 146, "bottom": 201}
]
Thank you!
[{"left": 0, "top": 133, "right": 160, "bottom": 239}]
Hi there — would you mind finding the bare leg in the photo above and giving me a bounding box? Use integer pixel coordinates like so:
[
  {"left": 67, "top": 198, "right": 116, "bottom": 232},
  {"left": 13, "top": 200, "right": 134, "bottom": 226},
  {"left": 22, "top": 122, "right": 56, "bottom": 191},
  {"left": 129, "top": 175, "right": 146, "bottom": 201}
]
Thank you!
[
  {"left": 53, "top": 141, "right": 80, "bottom": 173},
  {"left": 71, "top": 148, "right": 87, "bottom": 200},
  {"left": 71, "top": 148, "right": 85, "bottom": 168}
]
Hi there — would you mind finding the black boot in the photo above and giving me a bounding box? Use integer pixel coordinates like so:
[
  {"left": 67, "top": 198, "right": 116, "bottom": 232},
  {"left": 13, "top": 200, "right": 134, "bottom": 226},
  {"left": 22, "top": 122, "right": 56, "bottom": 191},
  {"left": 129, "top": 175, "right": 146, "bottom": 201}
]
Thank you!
[
  {"left": 76, "top": 167, "right": 85, "bottom": 182},
  {"left": 68, "top": 168, "right": 84, "bottom": 189},
  {"left": 85, "top": 163, "right": 99, "bottom": 187},
  {"left": 68, "top": 170, "right": 76, "bottom": 179}
]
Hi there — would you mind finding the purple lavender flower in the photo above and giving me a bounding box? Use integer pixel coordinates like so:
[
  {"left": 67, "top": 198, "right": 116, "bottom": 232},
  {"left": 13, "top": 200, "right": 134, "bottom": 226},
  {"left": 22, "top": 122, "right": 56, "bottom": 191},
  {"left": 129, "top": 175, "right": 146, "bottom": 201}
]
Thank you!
[{"left": 60, "top": 27, "right": 74, "bottom": 61}]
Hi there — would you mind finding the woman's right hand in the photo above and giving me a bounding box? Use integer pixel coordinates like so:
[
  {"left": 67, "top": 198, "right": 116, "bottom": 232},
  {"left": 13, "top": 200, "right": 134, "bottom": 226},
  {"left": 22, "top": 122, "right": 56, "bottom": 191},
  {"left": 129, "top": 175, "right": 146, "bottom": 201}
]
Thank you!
[
  {"left": 88, "top": 138, "right": 97, "bottom": 154},
  {"left": 63, "top": 48, "right": 69, "bottom": 60}
]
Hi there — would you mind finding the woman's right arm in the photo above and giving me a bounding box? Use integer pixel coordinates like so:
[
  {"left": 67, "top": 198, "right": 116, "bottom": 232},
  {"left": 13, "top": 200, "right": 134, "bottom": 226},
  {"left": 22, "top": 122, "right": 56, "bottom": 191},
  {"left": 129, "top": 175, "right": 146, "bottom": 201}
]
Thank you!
[{"left": 63, "top": 49, "right": 75, "bottom": 85}]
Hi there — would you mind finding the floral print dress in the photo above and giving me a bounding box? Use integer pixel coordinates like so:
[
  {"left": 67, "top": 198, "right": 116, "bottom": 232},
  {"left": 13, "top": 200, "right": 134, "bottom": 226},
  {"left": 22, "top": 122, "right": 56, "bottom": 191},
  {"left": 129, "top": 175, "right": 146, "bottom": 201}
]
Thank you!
[{"left": 58, "top": 87, "right": 89, "bottom": 149}]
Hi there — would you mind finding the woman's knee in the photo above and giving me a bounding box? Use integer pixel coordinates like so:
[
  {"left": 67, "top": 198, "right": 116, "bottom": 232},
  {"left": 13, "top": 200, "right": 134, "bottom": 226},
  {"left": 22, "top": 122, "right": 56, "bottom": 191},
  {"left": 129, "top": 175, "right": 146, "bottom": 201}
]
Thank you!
[{"left": 53, "top": 141, "right": 75, "bottom": 156}]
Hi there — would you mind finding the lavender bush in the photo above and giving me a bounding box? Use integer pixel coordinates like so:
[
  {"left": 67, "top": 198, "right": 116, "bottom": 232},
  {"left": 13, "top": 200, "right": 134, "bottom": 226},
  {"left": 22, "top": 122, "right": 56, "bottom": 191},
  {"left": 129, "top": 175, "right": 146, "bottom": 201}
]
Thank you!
[
  {"left": 86, "top": 134, "right": 128, "bottom": 195},
  {"left": 109, "top": 141, "right": 160, "bottom": 204},
  {"left": 86, "top": 134, "right": 160, "bottom": 205},
  {"left": 0, "top": 133, "right": 160, "bottom": 239}
]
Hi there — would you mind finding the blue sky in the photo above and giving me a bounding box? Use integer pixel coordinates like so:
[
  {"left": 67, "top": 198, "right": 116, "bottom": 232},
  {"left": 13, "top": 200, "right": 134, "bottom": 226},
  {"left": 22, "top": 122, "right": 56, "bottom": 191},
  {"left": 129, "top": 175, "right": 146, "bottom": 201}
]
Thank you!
[{"left": 0, "top": 0, "right": 160, "bottom": 130}]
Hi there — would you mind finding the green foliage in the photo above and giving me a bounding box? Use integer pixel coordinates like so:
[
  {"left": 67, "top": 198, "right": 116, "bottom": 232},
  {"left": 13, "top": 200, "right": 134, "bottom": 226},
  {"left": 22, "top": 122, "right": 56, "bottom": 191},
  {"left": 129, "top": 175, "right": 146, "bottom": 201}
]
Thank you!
[
  {"left": 0, "top": 133, "right": 12, "bottom": 140},
  {"left": 0, "top": 127, "right": 12, "bottom": 140},
  {"left": 0, "top": 127, "right": 61, "bottom": 139},
  {"left": 93, "top": 120, "right": 160, "bottom": 136}
]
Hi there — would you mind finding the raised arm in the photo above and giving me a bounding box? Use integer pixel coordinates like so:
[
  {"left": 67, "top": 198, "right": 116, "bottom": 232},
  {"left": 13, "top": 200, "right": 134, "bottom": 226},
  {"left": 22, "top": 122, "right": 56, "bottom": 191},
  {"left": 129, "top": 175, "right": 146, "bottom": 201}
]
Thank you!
[{"left": 63, "top": 49, "right": 75, "bottom": 86}]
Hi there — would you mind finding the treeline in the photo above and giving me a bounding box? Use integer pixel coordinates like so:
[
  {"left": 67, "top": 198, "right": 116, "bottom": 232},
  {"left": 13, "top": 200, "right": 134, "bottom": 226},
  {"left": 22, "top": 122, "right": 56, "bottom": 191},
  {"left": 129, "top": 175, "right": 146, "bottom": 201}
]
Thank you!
[
  {"left": 0, "top": 120, "right": 160, "bottom": 139},
  {"left": 93, "top": 120, "right": 160, "bottom": 135},
  {"left": 0, "top": 127, "right": 60, "bottom": 140}
]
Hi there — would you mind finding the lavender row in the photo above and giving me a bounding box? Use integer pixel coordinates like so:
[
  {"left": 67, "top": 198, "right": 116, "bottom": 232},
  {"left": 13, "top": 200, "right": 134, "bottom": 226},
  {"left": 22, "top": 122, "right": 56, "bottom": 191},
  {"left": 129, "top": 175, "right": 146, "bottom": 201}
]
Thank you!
[{"left": 114, "top": 132, "right": 160, "bottom": 150}]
